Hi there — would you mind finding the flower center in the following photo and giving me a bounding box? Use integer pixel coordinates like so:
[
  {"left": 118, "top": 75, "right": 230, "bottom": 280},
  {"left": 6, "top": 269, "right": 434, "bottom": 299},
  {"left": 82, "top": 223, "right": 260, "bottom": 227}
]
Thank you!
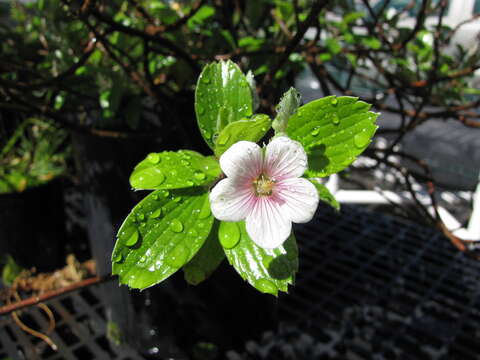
[{"left": 253, "top": 174, "right": 275, "bottom": 196}]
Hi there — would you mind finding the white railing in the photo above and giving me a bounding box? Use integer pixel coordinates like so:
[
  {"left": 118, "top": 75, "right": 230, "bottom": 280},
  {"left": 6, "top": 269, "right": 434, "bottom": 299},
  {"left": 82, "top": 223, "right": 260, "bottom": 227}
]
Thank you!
[{"left": 324, "top": 166, "right": 480, "bottom": 241}]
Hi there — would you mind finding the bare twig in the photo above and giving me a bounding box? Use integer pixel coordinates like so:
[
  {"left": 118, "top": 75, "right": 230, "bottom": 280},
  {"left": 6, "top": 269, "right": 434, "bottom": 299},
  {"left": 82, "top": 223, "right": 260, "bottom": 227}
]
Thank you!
[
  {"left": 263, "top": 0, "right": 330, "bottom": 85},
  {"left": 395, "top": 0, "right": 429, "bottom": 50},
  {"left": 90, "top": 9, "right": 200, "bottom": 73},
  {"left": 0, "top": 276, "right": 107, "bottom": 316}
]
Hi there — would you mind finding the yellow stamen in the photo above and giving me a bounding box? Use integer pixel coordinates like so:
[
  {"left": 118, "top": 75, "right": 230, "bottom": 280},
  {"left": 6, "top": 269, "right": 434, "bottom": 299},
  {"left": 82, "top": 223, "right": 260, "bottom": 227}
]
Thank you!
[{"left": 253, "top": 174, "right": 275, "bottom": 196}]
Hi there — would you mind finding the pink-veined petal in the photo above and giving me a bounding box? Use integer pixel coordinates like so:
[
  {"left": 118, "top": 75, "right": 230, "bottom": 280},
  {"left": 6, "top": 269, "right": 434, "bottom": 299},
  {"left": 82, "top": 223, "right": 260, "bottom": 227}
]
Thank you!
[
  {"left": 264, "top": 136, "right": 307, "bottom": 181},
  {"left": 210, "top": 178, "right": 255, "bottom": 222},
  {"left": 245, "top": 197, "right": 292, "bottom": 249},
  {"left": 219, "top": 141, "right": 263, "bottom": 181},
  {"left": 275, "top": 178, "right": 319, "bottom": 223}
]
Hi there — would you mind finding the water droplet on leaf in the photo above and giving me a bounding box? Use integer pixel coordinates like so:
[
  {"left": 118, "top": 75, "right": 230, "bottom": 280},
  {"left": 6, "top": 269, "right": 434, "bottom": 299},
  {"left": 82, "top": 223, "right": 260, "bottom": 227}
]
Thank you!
[
  {"left": 255, "top": 278, "right": 277, "bottom": 295},
  {"left": 130, "top": 168, "right": 165, "bottom": 188},
  {"left": 332, "top": 113, "right": 340, "bottom": 125},
  {"left": 198, "top": 197, "right": 211, "bottom": 219},
  {"left": 173, "top": 196, "right": 182, "bottom": 203},
  {"left": 331, "top": 97, "right": 338, "bottom": 105},
  {"left": 150, "top": 208, "right": 162, "bottom": 219},
  {"left": 194, "top": 171, "right": 206, "bottom": 181},
  {"left": 311, "top": 127, "right": 320, "bottom": 136},
  {"left": 147, "top": 153, "right": 160, "bottom": 164},
  {"left": 219, "top": 222, "right": 240, "bottom": 249},
  {"left": 354, "top": 131, "right": 370, "bottom": 149},
  {"left": 197, "top": 105, "right": 205, "bottom": 115},
  {"left": 342, "top": 156, "right": 355, "bottom": 166},
  {"left": 125, "top": 229, "right": 140, "bottom": 247},
  {"left": 217, "top": 133, "right": 230, "bottom": 145},
  {"left": 152, "top": 194, "right": 158, "bottom": 200},
  {"left": 180, "top": 151, "right": 192, "bottom": 160},
  {"left": 113, "top": 253, "right": 123, "bottom": 263},
  {"left": 170, "top": 219, "right": 184, "bottom": 233}
]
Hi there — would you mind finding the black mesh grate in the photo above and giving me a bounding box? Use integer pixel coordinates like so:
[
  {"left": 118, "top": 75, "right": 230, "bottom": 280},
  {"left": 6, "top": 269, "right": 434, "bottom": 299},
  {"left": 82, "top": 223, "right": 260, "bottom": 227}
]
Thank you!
[
  {"left": 2, "top": 205, "right": 480, "bottom": 359},
  {"left": 0, "top": 286, "right": 143, "bottom": 360},
  {"left": 279, "top": 204, "right": 480, "bottom": 360}
]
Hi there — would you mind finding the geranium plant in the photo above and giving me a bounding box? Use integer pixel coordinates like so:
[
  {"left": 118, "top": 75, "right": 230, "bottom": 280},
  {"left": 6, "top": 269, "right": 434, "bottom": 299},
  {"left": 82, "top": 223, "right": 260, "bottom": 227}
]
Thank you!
[{"left": 111, "top": 60, "right": 378, "bottom": 295}]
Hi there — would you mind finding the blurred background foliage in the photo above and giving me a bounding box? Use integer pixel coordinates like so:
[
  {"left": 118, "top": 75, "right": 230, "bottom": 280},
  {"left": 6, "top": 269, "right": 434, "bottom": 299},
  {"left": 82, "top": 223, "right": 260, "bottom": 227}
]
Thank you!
[
  {"left": 0, "top": 118, "right": 68, "bottom": 193},
  {"left": 1, "top": 0, "right": 479, "bottom": 129},
  {"left": 0, "top": 0, "right": 479, "bottom": 198}
]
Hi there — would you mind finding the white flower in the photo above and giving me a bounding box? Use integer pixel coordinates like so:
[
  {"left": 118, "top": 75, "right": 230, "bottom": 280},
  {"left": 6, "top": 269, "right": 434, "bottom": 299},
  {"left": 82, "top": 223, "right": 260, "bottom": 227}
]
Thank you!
[{"left": 210, "top": 136, "right": 319, "bottom": 249}]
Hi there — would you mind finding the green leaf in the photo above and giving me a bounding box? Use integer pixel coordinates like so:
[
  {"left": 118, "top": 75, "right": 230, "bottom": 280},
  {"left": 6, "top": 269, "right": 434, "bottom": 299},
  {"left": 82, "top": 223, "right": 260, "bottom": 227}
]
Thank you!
[
  {"left": 2, "top": 255, "right": 23, "bottom": 286},
  {"left": 238, "top": 36, "right": 265, "bottom": 51},
  {"left": 223, "top": 222, "right": 298, "bottom": 296},
  {"left": 318, "top": 53, "right": 332, "bottom": 62},
  {"left": 54, "top": 92, "right": 65, "bottom": 110},
  {"left": 130, "top": 150, "right": 221, "bottom": 190},
  {"left": 311, "top": 179, "right": 340, "bottom": 211},
  {"left": 346, "top": 53, "right": 357, "bottom": 67},
  {"left": 272, "top": 87, "right": 301, "bottom": 135},
  {"left": 183, "top": 220, "right": 225, "bottom": 285},
  {"left": 187, "top": 5, "right": 215, "bottom": 27},
  {"left": 361, "top": 36, "right": 382, "bottom": 50},
  {"left": 464, "top": 87, "right": 480, "bottom": 95},
  {"left": 214, "top": 114, "right": 271, "bottom": 156},
  {"left": 195, "top": 60, "right": 253, "bottom": 149},
  {"left": 342, "top": 11, "right": 365, "bottom": 24},
  {"left": 112, "top": 188, "right": 214, "bottom": 289},
  {"left": 326, "top": 38, "right": 342, "bottom": 55},
  {"left": 287, "top": 96, "right": 379, "bottom": 177}
]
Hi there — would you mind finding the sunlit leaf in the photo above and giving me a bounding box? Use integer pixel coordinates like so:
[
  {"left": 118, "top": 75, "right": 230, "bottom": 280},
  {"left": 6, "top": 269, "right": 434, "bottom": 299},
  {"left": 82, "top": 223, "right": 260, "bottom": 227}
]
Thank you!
[
  {"left": 130, "top": 150, "right": 220, "bottom": 190},
  {"left": 287, "top": 96, "right": 378, "bottom": 177},
  {"left": 195, "top": 60, "right": 253, "bottom": 149},
  {"left": 112, "top": 188, "right": 214, "bottom": 289},
  {"left": 223, "top": 222, "right": 298, "bottom": 296},
  {"left": 214, "top": 114, "right": 271, "bottom": 156}
]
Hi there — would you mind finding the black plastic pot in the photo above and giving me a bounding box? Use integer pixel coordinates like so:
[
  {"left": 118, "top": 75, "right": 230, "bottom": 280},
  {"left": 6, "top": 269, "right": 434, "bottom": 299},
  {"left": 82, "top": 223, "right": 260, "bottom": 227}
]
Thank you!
[
  {"left": 71, "top": 130, "right": 175, "bottom": 276},
  {"left": 129, "top": 263, "right": 278, "bottom": 359},
  {"left": 71, "top": 129, "right": 168, "bottom": 353},
  {"left": 0, "top": 180, "right": 67, "bottom": 272},
  {"left": 71, "top": 129, "right": 277, "bottom": 358}
]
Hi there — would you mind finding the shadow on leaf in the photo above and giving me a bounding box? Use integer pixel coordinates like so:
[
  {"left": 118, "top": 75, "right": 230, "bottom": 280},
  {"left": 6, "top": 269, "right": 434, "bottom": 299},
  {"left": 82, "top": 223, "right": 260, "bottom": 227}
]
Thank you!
[
  {"left": 267, "top": 254, "right": 292, "bottom": 280},
  {"left": 307, "top": 144, "right": 329, "bottom": 173}
]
